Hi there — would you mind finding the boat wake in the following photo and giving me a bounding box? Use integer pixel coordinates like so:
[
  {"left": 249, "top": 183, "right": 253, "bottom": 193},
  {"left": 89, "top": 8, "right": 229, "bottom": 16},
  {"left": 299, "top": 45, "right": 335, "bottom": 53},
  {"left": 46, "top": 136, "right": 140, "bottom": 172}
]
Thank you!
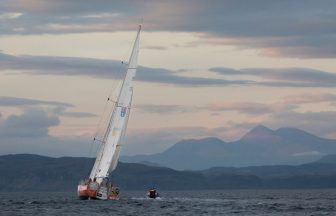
[{"left": 131, "top": 197, "right": 163, "bottom": 201}]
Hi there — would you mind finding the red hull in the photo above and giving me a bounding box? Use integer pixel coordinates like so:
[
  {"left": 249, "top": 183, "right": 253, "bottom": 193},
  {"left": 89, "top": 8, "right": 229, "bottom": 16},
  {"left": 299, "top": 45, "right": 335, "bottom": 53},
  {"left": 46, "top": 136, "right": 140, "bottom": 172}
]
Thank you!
[
  {"left": 77, "top": 184, "right": 97, "bottom": 199},
  {"left": 77, "top": 184, "right": 119, "bottom": 200}
]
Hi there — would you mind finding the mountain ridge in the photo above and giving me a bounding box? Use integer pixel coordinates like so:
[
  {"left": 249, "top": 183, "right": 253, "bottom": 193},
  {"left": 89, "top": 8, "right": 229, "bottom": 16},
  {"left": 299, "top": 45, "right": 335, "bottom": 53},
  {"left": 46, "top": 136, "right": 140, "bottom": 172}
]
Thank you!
[
  {"left": 1, "top": 154, "right": 336, "bottom": 191},
  {"left": 121, "top": 125, "right": 336, "bottom": 170}
]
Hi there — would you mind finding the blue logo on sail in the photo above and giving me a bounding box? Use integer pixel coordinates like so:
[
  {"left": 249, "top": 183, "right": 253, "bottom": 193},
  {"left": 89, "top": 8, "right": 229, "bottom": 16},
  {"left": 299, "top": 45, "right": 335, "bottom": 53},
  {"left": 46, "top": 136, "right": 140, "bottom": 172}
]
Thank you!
[{"left": 120, "top": 107, "right": 127, "bottom": 117}]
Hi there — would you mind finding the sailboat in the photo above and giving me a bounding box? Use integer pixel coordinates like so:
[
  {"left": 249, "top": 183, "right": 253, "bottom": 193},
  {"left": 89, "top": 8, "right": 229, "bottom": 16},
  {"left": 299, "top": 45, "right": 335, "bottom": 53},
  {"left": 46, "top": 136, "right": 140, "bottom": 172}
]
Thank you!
[{"left": 77, "top": 25, "right": 141, "bottom": 200}]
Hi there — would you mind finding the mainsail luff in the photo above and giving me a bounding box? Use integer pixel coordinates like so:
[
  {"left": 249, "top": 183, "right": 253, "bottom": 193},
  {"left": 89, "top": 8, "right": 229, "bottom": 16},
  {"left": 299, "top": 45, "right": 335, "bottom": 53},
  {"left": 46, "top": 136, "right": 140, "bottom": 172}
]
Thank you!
[{"left": 89, "top": 25, "right": 141, "bottom": 182}]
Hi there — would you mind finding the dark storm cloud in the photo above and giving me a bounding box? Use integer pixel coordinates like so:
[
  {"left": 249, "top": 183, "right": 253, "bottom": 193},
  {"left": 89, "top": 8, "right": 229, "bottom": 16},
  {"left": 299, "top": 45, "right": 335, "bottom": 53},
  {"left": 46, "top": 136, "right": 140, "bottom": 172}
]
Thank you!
[{"left": 1, "top": 0, "right": 336, "bottom": 58}]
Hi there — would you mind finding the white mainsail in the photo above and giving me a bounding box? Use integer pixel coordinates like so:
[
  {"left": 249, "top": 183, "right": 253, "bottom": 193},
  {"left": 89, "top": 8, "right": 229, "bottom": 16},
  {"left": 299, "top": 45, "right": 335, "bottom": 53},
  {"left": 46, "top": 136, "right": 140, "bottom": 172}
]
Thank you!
[{"left": 89, "top": 25, "right": 141, "bottom": 182}]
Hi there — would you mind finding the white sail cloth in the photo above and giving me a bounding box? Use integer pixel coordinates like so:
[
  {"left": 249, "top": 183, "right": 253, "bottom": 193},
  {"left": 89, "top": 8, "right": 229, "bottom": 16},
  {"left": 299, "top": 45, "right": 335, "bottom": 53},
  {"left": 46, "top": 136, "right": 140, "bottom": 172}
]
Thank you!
[{"left": 89, "top": 26, "right": 141, "bottom": 182}]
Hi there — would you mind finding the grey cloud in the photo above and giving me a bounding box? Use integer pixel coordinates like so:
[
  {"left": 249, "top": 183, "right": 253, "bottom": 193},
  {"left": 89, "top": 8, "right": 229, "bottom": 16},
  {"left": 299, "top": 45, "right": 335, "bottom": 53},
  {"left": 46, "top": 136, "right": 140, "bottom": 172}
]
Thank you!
[
  {"left": 0, "top": 96, "right": 96, "bottom": 119},
  {"left": 0, "top": 105, "right": 95, "bottom": 156},
  {"left": 135, "top": 102, "right": 294, "bottom": 116},
  {"left": 194, "top": 34, "right": 336, "bottom": 58},
  {"left": 49, "top": 103, "right": 97, "bottom": 119},
  {"left": 0, "top": 96, "right": 72, "bottom": 107},
  {"left": 208, "top": 102, "right": 275, "bottom": 115},
  {"left": 210, "top": 67, "right": 336, "bottom": 88},
  {"left": 264, "top": 44, "right": 336, "bottom": 59},
  {"left": 265, "top": 110, "right": 336, "bottom": 139},
  {"left": 0, "top": 108, "right": 59, "bottom": 138},
  {"left": 2, "top": 0, "right": 335, "bottom": 37},
  {"left": 0, "top": 53, "right": 124, "bottom": 79},
  {"left": 0, "top": 53, "right": 253, "bottom": 87},
  {"left": 283, "top": 93, "right": 336, "bottom": 104},
  {"left": 246, "top": 68, "right": 336, "bottom": 84},
  {"left": 136, "top": 104, "right": 197, "bottom": 114},
  {"left": 61, "top": 111, "right": 97, "bottom": 118},
  {"left": 205, "top": 93, "right": 336, "bottom": 117},
  {"left": 2, "top": 52, "right": 336, "bottom": 88},
  {"left": 143, "top": 45, "right": 168, "bottom": 50},
  {"left": 2, "top": 0, "right": 336, "bottom": 58}
]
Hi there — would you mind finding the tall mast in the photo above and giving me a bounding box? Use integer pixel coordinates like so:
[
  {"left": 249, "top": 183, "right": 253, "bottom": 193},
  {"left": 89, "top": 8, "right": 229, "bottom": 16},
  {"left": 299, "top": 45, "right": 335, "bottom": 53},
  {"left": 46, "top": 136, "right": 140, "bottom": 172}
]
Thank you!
[{"left": 89, "top": 25, "right": 141, "bottom": 182}]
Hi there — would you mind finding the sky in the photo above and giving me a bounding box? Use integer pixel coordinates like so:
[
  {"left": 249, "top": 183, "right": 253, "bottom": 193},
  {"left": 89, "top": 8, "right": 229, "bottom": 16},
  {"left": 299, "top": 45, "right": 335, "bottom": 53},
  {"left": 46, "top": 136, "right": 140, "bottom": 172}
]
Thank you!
[{"left": 0, "top": 0, "right": 335, "bottom": 157}]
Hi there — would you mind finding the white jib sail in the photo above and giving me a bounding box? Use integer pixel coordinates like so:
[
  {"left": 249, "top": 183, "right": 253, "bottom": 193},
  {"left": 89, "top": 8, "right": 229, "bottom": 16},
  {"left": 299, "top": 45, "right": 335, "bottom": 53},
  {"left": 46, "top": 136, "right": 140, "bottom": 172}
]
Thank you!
[{"left": 89, "top": 26, "right": 141, "bottom": 182}]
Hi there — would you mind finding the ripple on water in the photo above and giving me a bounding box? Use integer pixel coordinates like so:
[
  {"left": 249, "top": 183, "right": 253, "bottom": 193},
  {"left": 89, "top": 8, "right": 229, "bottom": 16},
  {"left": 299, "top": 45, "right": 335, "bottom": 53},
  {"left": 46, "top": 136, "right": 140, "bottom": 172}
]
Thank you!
[{"left": 1, "top": 190, "right": 336, "bottom": 216}]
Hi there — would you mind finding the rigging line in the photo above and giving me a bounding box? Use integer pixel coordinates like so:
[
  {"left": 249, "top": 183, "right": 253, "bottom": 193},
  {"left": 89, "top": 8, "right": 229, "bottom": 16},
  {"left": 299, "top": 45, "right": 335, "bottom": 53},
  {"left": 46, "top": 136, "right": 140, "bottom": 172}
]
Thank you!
[
  {"left": 86, "top": 100, "right": 108, "bottom": 157},
  {"left": 107, "top": 78, "right": 122, "bottom": 101},
  {"left": 102, "top": 101, "right": 117, "bottom": 142},
  {"left": 120, "top": 24, "right": 140, "bottom": 66},
  {"left": 85, "top": 138, "right": 97, "bottom": 177},
  {"left": 86, "top": 81, "right": 120, "bottom": 163},
  {"left": 121, "top": 36, "right": 134, "bottom": 65},
  {"left": 91, "top": 101, "right": 116, "bottom": 168}
]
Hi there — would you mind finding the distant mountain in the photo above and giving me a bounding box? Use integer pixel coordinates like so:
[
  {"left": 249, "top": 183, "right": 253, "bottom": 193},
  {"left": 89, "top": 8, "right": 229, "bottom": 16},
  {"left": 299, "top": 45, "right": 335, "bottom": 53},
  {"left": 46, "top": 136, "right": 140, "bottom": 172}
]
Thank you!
[
  {"left": 202, "top": 155, "right": 336, "bottom": 178},
  {"left": 0, "top": 154, "right": 93, "bottom": 191},
  {"left": 122, "top": 137, "right": 230, "bottom": 170},
  {"left": 121, "top": 125, "right": 336, "bottom": 170},
  {"left": 2, "top": 154, "right": 336, "bottom": 191},
  {"left": 314, "top": 155, "right": 336, "bottom": 164},
  {"left": 241, "top": 125, "right": 278, "bottom": 141}
]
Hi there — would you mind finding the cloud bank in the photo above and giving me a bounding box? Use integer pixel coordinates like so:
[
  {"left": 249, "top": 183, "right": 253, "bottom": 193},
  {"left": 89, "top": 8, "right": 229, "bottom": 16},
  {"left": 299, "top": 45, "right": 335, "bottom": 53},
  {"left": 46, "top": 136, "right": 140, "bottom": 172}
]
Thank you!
[
  {"left": 0, "top": 97, "right": 96, "bottom": 156},
  {"left": 1, "top": 53, "right": 335, "bottom": 88},
  {"left": 1, "top": 0, "right": 336, "bottom": 58}
]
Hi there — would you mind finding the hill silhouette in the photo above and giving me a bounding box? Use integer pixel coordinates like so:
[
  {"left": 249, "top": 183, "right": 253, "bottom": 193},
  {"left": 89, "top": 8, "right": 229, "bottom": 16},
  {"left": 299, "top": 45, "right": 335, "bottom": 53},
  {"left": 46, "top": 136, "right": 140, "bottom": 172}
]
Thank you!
[
  {"left": 1, "top": 154, "right": 336, "bottom": 191},
  {"left": 122, "top": 125, "right": 336, "bottom": 169}
]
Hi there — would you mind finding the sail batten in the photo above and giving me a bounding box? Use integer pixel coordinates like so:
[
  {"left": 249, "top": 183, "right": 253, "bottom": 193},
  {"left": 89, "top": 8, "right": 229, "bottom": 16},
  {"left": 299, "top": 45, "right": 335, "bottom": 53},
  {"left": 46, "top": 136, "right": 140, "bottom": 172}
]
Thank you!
[{"left": 89, "top": 26, "right": 141, "bottom": 182}]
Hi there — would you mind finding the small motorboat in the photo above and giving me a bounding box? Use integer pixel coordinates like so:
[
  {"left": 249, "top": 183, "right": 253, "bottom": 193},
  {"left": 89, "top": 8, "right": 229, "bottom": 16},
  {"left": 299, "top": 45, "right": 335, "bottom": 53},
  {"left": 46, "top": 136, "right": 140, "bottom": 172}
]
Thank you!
[{"left": 147, "top": 188, "right": 159, "bottom": 199}]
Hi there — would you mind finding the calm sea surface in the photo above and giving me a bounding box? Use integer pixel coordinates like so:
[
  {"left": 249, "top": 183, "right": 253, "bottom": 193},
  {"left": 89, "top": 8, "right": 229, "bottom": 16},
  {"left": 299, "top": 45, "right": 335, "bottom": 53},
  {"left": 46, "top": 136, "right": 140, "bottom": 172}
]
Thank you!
[{"left": 1, "top": 189, "right": 336, "bottom": 215}]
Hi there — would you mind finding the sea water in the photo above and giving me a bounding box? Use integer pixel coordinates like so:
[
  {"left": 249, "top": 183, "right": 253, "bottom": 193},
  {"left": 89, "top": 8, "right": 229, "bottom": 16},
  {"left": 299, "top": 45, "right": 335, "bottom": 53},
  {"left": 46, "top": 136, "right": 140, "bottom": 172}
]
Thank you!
[{"left": 1, "top": 189, "right": 336, "bottom": 215}]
